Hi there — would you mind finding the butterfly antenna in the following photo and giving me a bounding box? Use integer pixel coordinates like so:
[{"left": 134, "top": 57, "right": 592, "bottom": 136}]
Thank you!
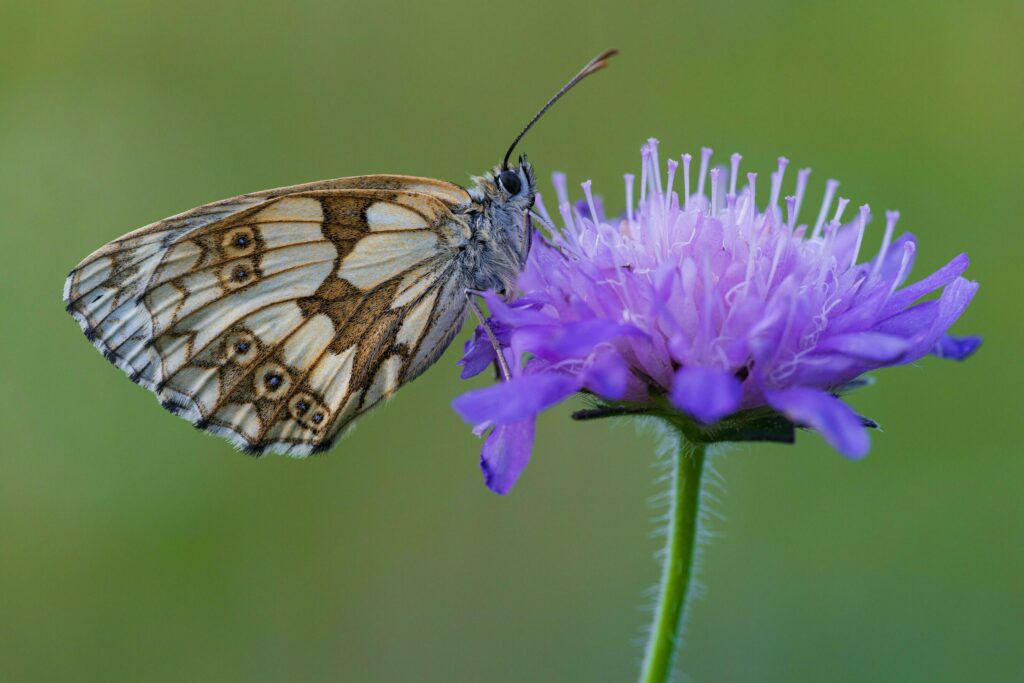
[{"left": 502, "top": 48, "right": 619, "bottom": 170}]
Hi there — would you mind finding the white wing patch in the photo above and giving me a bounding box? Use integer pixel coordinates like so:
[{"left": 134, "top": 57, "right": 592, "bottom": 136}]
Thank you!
[
  {"left": 366, "top": 201, "right": 429, "bottom": 230},
  {"left": 339, "top": 231, "right": 440, "bottom": 290},
  {"left": 251, "top": 196, "right": 324, "bottom": 222},
  {"left": 397, "top": 289, "right": 439, "bottom": 348}
]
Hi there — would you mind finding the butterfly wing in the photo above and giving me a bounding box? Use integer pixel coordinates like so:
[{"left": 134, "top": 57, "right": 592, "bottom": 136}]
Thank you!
[{"left": 65, "top": 179, "right": 473, "bottom": 455}]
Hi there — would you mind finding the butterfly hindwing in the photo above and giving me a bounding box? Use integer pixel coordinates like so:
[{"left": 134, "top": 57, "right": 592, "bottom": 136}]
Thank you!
[{"left": 65, "top": 178, "right": 473, "bottom": 455}]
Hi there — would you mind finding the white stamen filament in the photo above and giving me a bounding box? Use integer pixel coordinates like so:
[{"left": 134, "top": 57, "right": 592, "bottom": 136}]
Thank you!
[
  {"left": 871, "top": 210, "right": 899, "bottom": 279},
  {"left": 624, "top": 173, "right": 635, "bottom": 225},
  {"left": 681, "top": 154, "right": 692, "bottom": 210},
  {"left": 729, "top": 153, "right": 742, "bottom": 196},
  {"left": 812, "top": 179, "right": 840, "bottom": 240},
  {"left": 889, "top": 241, "right": 916, "bottom": 297},
  {"left": 581, "top": 180, "right": 598, "bottom": 226},
  {"left": 784, "top": 196, "right": 797, "bottom": 232},
  {"left": 552, "top": 171, "right": 569, "bottom": 208},
  {"left": 832, "top": 197, "right": 850, "bottom": 225},
  {"left": 640, "top": 146, "right": 650, "bottom": 206},
  {"left": 648, "top": 138, "right": 663, "bottom": 195},
  {"left": 710, "top": 168, "right": 722, "bottom": 216},
  {"left": 665, "top": 159, "right": 678, "bottom": 214},
  {"left": 849, "top": 204, "right": 870, "bottom": 270},
  {"left": 769, "top": 156, "right": 789, "bottom": 209},
  {"left": 789, "top": 168, "right": 811, "bottom": 230},
  {"left": 696, "top": 147, "right": 712, "bottom": 200}
]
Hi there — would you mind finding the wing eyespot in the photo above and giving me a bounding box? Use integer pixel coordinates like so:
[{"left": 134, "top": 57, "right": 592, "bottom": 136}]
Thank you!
[
  {"left": 223, "top": 330, "right": 260, "bottom": 365},
  {"left": 219, "top": 258, "right": 260, "bottom": 290},
  {"left": 287, "top": 392, "right": 330, "bottom": 432},
  {"left": 221, "top": 227, "right": 258, "bottom": 257},
  {"left": 255, "top": 361, "right": 292, "bottom": 399}
]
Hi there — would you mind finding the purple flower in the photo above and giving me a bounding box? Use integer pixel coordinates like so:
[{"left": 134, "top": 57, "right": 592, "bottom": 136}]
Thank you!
[{"left": 454, "top": 140, "right": 980, "bottom": 494}]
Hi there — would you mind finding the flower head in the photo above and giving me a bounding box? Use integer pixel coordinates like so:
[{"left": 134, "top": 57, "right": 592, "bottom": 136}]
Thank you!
[{"left": 454, "top": 140, "right": 980, "bottom": 494}]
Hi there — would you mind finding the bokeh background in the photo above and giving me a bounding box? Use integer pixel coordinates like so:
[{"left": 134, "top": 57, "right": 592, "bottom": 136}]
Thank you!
[{"left": 2, "top": 1, "right": 1021, "bottom": 681}]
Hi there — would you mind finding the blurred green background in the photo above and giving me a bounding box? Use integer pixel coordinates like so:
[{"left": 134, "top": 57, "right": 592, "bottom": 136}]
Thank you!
[{"left": 2, "top": 1, "right": 1021, "bottom": 681}]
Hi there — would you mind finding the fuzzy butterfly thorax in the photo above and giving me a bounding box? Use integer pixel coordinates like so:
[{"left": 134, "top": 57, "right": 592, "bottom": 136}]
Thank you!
[{"left": 461, "top": 157, "right": 537, "bottom": 297}]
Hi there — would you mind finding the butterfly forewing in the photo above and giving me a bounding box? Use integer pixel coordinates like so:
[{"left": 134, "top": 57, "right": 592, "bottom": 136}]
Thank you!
[{"left": 65, "top": 176, "right": 473, "bottom": 455}]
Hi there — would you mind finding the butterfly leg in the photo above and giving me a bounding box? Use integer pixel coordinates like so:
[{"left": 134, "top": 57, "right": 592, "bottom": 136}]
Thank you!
[{"left": 465, "top": 291, "right": 512, "bottom": 382}]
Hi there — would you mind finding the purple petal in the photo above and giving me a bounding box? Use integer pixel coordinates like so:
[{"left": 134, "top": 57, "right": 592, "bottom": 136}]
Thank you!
[
  {"left": 901, "top": 277, "right": 980, "bottom": 363},
  {"left": 872, "top": 300, "right": 939, "bottom": 338},
  {"left": 482, "top": 290, "right": 554, "bottom": 327},
  {"left": 880, "top": 253, "right": 969, "bottom": 318},
  {"left": 765, "top": 387, "right": 870, "bottom": 458},
  {"left": 816, "top": 332, "right": 912, "bottom": 362},
  {"left": 452, "top": 373, "right": 580, "bottom": 426},
  {"left": 670, "top": 367, "right": 743, "bottom": 424},
  {"left": 480, "top": 419, "right": 535, "bottom": 495},
  {"left": 931, "top": 334, "right": 982, "bottom": 361},
  {"left": 458, "top": 329, "right": 498, "bottom": 379},
  {"left": 583, "top": 349, "right": 632, "bottom": 399},
  {"left": 512, "top": 319, "right": 642, "bottom": 361}
]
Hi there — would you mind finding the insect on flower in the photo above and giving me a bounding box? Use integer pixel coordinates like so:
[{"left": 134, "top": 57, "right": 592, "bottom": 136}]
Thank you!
[
  {"left": 63, "top": 50, "right": 618, "bottom": 456},
  {"left": 454, "top": 140, "right": 981, "bottom": 493}
]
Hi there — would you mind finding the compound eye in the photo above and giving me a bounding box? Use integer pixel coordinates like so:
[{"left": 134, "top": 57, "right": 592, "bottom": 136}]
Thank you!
[{"left": 497, "top": 170, "right": 522, "bottom": 196}]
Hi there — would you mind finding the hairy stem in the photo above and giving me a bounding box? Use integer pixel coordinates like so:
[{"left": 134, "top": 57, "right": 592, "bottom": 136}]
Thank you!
[{"left": 638, "top": 434, "right": 707, "bottom": 683}]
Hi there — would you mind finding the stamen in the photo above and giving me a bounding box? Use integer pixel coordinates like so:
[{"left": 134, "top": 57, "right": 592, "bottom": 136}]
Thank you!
[
  {"left": 870, "top": 210, "right": 899, "bottom": 279},
  {"left": 533, "top": 193, "right": 556, "bottom": 237},
  {"left": 552, "top": 171, "right": 569, "bottom": 207},
  {"left": 784, "top": 195, "right": 797, "bottom": 231},
  {"left": 729, "top": 153, "right": 742, "bottom": 196},
  {"left": 696, "top": 147, "right": 712, "bottom": 200},
  {"left": 648, "top": 138, "right": 663, "bottom": 195},
  {"left": 766, "top": 229, "right": 786, "bottom": 290},
  {"left": 816, "top": 221, "right": 840, "bottom": 288},
  {"left": 811, "top": 179, "right": 839, "bottom": 240},
  {"left": 624, "top": 173, "right": 635, "bottom": 224},
  {"left": 888, "top": 241, "right": 916, "bottom": 297},
  {"left": 681, "top": 154, "right": 692, "bottom": 210},
  {"left": 710, "top": 168, "right": 722, "bottom": 216},
  {"left": 581, "top": 180, "right": 599, "bottom": 225},
  {"left": 789, "top": 168, "right": 811, "bottom": 230},
  {"left": 640, "top": 144, "right": 650, "bottom": 206},
  {"left": 558, "top": 201, "right": 577, "bottom": 242},
  {"left": 832, "top": 197, "right": 850, "bottom": 225},
  {"left": 769, "top": 156, "right": 789, "bottom": 209},
  {"left": 665, "top": 158, "right": 678, "bottom": 213},
  {"left": 849, "top": 204, "right": 870, "bottom": 270}
]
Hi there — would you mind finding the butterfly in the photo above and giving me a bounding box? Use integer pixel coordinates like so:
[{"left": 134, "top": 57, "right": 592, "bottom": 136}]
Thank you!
[{"left": 63, "top": 49, "right": 617, "bottom": 456}]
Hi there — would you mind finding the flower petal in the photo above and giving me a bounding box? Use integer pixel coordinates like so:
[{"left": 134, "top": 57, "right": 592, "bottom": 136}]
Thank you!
[
  {"left": 513, "top": 319, "right": 642, "bottom": 361},
  {"left": 458, "top": 328, "right": 497, "bottom": 379},
  {"left": 815, "top": 332, "right": 912, "bottom": 362},
  {"left": 765, "top": 387, "right": 869, "bottom": 458},
  {"left": 901, "top": 277, "right": 980, "bottom": 363},
  {"left": 583, "top": 349, "right": 632, "bottom": 399},
  {"left": 670, "top": 367, "right": 743, "bottom": 424},
  {"left": 480, "top": 419, "right": 536, "bottom": 495},
  {"left": 931, "top": 334, "right": 982, "bottom": 361},
  {"left": 880, "top": 253, "right": 969, "bottom": 318},
  {"left": 452, "top": 373, "right": 580, "bottom": 426}
]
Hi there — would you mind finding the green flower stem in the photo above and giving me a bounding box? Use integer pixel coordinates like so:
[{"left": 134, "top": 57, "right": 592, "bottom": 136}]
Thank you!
[{"left": 638, "top": 433, "right": 707, "bottom": 683}]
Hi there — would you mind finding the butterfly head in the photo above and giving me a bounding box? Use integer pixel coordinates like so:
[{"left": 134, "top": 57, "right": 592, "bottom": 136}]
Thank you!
[{"left": 473, "top": 155, "right": 536, "bottom": 211}]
